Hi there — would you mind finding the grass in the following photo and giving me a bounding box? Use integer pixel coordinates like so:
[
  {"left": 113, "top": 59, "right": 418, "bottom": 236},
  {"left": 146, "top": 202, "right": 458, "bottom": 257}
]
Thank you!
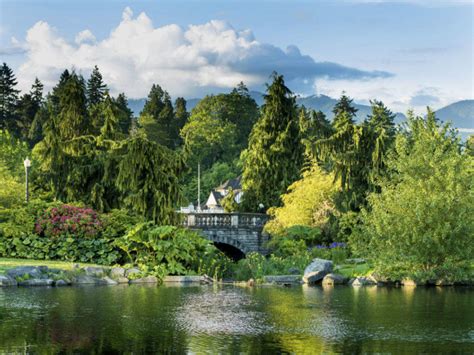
[
  {"left": 0, "top": 258, "right": 100, "bottom": 275},
  {"left": 337, "top": 263, "right": 373, "bottom": 278}
]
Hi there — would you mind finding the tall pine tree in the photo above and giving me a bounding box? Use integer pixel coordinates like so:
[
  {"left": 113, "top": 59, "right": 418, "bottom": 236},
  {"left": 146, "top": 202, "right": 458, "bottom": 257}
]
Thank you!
[
  {"left": 241, "top": 73, "right": 304, "bottom": 212},
  {"left": 0, "top": 63, "right": 20, "bottom": 134}
]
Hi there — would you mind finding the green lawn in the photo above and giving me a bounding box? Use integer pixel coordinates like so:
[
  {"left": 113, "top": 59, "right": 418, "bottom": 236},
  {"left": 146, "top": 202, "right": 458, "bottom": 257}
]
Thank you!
[
  {"left": 337, "top": 263, "right": 373, "bottom": 278},
  {"left": 0, "top": 258, "right": 100, "bottom": 275}
]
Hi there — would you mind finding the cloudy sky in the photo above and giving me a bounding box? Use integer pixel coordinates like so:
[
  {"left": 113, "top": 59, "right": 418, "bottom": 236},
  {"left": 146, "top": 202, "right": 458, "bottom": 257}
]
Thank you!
[{"left": 0, "top": 0, "right": 472, "bottom": 113}]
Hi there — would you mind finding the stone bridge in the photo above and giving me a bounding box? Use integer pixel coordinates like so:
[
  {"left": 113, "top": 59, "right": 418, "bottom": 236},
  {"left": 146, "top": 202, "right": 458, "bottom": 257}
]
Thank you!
[{"left": 182, "top": 213, "right": 269, "bottom": 257}]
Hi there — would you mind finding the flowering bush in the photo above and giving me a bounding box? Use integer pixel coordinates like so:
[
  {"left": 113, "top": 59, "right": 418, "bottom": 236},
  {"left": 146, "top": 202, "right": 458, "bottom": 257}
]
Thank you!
[{"left": 35, "top": 205, "right": 103, "bottom": 239}]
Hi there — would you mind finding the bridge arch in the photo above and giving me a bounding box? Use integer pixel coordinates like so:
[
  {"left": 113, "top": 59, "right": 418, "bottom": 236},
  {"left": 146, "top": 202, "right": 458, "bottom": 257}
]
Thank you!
[{"left": 182, "top": 213, "right": 269, "bottom": 256}]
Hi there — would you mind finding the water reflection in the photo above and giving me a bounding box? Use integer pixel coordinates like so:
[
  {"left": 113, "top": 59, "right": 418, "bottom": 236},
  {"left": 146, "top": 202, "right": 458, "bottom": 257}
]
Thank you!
[{"left": 0, "top": 285, "right": 473, "bottom": 353}]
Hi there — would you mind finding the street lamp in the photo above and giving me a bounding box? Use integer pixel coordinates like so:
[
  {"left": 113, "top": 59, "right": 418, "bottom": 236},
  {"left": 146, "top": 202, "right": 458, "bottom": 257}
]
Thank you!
[{"left": 23, "top": 157, "right": 31, "bottom": 203}]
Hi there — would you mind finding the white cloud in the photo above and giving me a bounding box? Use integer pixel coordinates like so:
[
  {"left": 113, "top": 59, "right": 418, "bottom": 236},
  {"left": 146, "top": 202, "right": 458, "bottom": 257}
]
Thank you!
[
  {"left": 14, "top": 7, "right": 389, "bottom": 98},
  {"left": 75, "top": 30, "right": 96, "bottom": 45},
  {"left": 313, "top": 77, "right": 465, "bottom": 114}
]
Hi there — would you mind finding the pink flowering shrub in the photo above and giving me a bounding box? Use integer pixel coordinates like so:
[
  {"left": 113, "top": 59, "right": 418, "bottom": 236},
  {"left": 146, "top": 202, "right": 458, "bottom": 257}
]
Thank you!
[{"left": 35, "top": 205, "right": 103, "bottom": 239}]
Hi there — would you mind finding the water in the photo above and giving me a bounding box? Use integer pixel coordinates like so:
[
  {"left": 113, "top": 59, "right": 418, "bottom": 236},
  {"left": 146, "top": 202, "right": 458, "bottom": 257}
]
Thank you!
[{"left": 0, "top": 284, "right": 473, "bottom": 353}]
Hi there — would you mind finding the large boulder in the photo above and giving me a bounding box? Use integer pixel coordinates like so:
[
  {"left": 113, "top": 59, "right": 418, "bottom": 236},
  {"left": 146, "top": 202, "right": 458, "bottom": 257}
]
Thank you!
[
  {"left": 350, "top": 276, "right": 376, "bottom": 286},
  {"left": 322, "top": 273, "right": 347, "bottom": 286},
  {"left": 110, "top": 267, "right": 126, "bottom": 279},
  {"left": 101, "top": 276, "right": 118, "bottom": 285},
  {"left": 263, "top": 275, "right": 302, "bottom": 284},
  {"left": 83, "top": 266, "right": 107, "bottom": 278},
  {"left": 302, "top": 258, "right": 333, "bottom": 284},
  {"left": 7, "top": 266, "right": 44, "bottom": 279},
  {"left": 0, "top": 275, "right": 17, "bottom": 287},
  {"left": 129, "top": 276, "right": 158, "bottom": 284}
]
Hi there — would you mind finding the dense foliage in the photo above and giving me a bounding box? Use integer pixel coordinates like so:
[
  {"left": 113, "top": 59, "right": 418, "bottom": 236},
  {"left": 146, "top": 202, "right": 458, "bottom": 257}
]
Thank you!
[
  {"left": 115, "top": 223, "right": 231, "bottom": 279},
  {"left": 241, "top": 73, "right": 304, "bottom": 211},
  {"left": 1, "top": 61, "right": 472, "bottom": 283},
  {"left": 351, "top": 113, "right": 473, "bottom": 282}
]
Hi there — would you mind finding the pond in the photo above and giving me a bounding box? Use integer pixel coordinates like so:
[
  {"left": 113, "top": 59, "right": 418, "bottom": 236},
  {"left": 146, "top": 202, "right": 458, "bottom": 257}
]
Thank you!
[{"left": 0, "top": 284, "right": 473, "bottom": 353}]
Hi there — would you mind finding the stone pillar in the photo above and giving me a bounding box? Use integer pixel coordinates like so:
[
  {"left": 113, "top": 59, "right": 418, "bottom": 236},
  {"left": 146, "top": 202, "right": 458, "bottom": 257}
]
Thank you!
[
  {"left": 231, "top": 214, "right": 239, "bottom": 227},
  {"left": 188, "top": 214, "right": 195, "bottom": 227}
]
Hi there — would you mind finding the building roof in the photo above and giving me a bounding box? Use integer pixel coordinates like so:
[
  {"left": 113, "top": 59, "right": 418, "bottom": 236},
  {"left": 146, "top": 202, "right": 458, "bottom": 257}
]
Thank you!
[{"left": 216, "top": 176, "right": 242, "bottom": 191}]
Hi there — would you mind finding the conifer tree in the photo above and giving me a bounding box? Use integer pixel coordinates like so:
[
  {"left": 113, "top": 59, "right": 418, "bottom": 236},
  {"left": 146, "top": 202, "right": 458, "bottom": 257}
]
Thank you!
[
  {"left": 173, "top": 97, "right": 188, "bottom": 147},
  {"left": 0, "top": 63, "right": 20, "bottom": 133},
  {"left": 241, "top": 73, "right": 304, "bottom": 212},
  {"left": 114, "top": 93, "right": 134, "bottom": 135},
  {"left": 57, "top": 72, "right": 90, "bottom": 140},
  {"left": 114, "top": 132, "right": 185, "bottom": 223},
  {"left": 87, "top": 65, "right": 107, "bottom": 106}
]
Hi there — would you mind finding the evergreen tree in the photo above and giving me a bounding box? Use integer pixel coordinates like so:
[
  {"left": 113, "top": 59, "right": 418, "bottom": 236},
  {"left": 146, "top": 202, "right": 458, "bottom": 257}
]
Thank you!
[
  {"left": 30, "top": 78, "right": 44, "bottom": 105},
  {"left": 141, "top": 84, "right": 165, "bottom": 118},
  {"left": 0, "top": 63, "right": 20, "bottom": 134},
  {"left": 87, "top": 65, "right": 107, "bottom": 106},
  {"left": 173, "top": 97, "right": 188, "bottom": 147},
  {"left": 139, "top": 84, "right": 178, "bottom": 148},
  {"left": 241, "top": 73, "right": 304, "bottom": 212},
  {"left": 114, "top": 132, "right": 185, "bottom": 223},
  {"left": 57, "top": 72, "right": 90, "bottom": 140},
  {"left": 114, "top": 93, "right": 134, "bottom": 135}
]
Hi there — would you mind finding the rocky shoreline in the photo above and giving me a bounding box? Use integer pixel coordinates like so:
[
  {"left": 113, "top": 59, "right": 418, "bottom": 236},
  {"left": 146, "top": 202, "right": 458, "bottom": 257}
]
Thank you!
[{"left": 0, "top": 258, "right": 471, "bottom": 288}]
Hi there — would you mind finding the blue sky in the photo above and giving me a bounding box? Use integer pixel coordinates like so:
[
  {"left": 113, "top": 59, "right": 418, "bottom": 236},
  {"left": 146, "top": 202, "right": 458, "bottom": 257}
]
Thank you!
[{"left": 0, "top": 0, "right": 472, "bottom": 112}]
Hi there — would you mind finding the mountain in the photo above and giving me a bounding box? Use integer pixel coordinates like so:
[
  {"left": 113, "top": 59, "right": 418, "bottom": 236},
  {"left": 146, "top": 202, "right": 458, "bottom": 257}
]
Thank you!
[
  {"left": 296, "top": 94, "right": 406, "bottom": 124},
  {"left": 128, "top": 93, "right": 473, "bottom": 138},
  {"left": 434, "top": 100, "right": 474, "bottom": 130}
]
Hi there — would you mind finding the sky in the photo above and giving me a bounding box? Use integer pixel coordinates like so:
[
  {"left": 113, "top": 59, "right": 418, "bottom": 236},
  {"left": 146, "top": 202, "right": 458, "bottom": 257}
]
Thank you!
[{"left": 0, "top": 0, "right": 472, "bottom": 113}]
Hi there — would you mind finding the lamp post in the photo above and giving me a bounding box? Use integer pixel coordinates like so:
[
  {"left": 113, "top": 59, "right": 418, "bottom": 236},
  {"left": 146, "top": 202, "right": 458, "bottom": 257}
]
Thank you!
[{"left": 23, "top": 157, "right": 31, "bottom": 203}]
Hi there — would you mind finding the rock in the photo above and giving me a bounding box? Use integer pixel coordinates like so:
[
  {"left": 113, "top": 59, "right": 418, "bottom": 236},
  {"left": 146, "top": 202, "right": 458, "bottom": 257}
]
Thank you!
[
  {"left": 72, "top": 275, "right": 107, "bottom": 285},
  {"left": 287, "top": 267, "right": 301, "bottom": 275},
  {"left": 247, "top": 278, "right": 255, "bottom": 287},
  {"left": 83, "top": 266, "right": 107, "bottom": 278},
  {"left": 351, "top": 276, "right": 376, "bottom": 286},
  {"left": 110, "top": 267, "right": 126, "bottom": 279},
  {"left": 402, "top": 279, "right": 421, "bottom": 287},
  {"left": 102, "top": 276, "right": 118, "bottom": 285},
  {"left": 302, "top": 258, "right": 333, "bottom": 284},
  {"left": 322, "top": 273, "right": 347, "bottom": 286},
  {"left": 0, "top": 275, "right": 17, "bottom": 287},
  {"left": 125, "top": 268, "right": 141, "bottom": 278},
  {"left": 129, "top": 276, "right": 158, "bottom": 284},
  {"left": 263, "top": 275, "right": 302, "bottom": 284},
  {"left": 115, "top": 277, "right": 130, "bottom": 284},
  {"left": 435, "top": 279, "right": 453, "bottom": 286},
  {"left": 163, "top": 275, "right": 210, "bottom": 283},
  {"left": 346, "top": 258, "right": 366, "bottom": 265},
  {"left": 7, "top": 266, "right": 43, "bottom": 279},
  {"left": 55, "top": 280, "right": 69, "bottom": 286},
  {"left": 18, "top": 278, "right": 54, "bottom": 287}
]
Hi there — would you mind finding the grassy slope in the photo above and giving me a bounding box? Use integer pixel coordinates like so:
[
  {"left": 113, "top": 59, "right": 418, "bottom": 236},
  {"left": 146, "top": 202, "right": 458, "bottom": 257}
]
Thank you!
[{"left": 0, "top": 258, "right": 100, "bottom": 275}]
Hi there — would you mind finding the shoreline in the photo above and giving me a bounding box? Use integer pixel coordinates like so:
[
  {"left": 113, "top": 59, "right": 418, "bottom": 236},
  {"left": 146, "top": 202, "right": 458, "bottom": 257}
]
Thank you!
[{"left": 0, "top": 264, "right": 472, "bottom": 289}]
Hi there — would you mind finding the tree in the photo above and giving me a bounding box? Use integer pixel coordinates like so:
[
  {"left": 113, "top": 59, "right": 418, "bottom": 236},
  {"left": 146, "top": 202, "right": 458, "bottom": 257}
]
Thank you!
[
  {"left": 30, "top": 78, "right": 44, "bottom": 105},
  {"left": 139, "top": 84, "right": 180, "bottom": 148},
  {"left": 87, "top": 65, "right": 107, "bottom": 106},
  {"left": 241, "top": 73, "right": 304, "bottom": 212},
  {"left": 57, "top": 72, "right": 90, "bottom": 140},
  {"left": 352, "top": 111, "right": 474, "bottom": 282},
  {"left": 221, "top": 188, "right": 239, "bottom": 212},
  {"left": 114, "top": 132, "right": 185, "bottom": 223},
  {"left": 0, "top": 63, "right": 20, "bottom": 134},
  {"left": 265, "top": 165, "right": 337, "bottom": 238},
  {"left": 114, "top": 93, "right": 134, "bottom": 135},
  {"left": 310, "top": 95, "right": 395, "bottom": 211}
]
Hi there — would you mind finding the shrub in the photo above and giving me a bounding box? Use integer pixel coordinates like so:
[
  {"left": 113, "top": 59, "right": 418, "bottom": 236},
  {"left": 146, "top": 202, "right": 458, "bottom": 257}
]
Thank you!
[
  {"left": 114, "top": 223, "right": 231, "bottom": 279},
  {"left": 35, "top": 205, "right": 102, "bottom": 239},
  {"left": 0, "top": 201, "right": 120, "bottom": 265}
]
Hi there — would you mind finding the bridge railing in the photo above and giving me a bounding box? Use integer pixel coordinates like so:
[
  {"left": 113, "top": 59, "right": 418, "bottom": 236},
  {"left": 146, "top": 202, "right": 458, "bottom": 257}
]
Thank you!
[{"left": 182, "top": 213, "right": 268, "bottom": 229}]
